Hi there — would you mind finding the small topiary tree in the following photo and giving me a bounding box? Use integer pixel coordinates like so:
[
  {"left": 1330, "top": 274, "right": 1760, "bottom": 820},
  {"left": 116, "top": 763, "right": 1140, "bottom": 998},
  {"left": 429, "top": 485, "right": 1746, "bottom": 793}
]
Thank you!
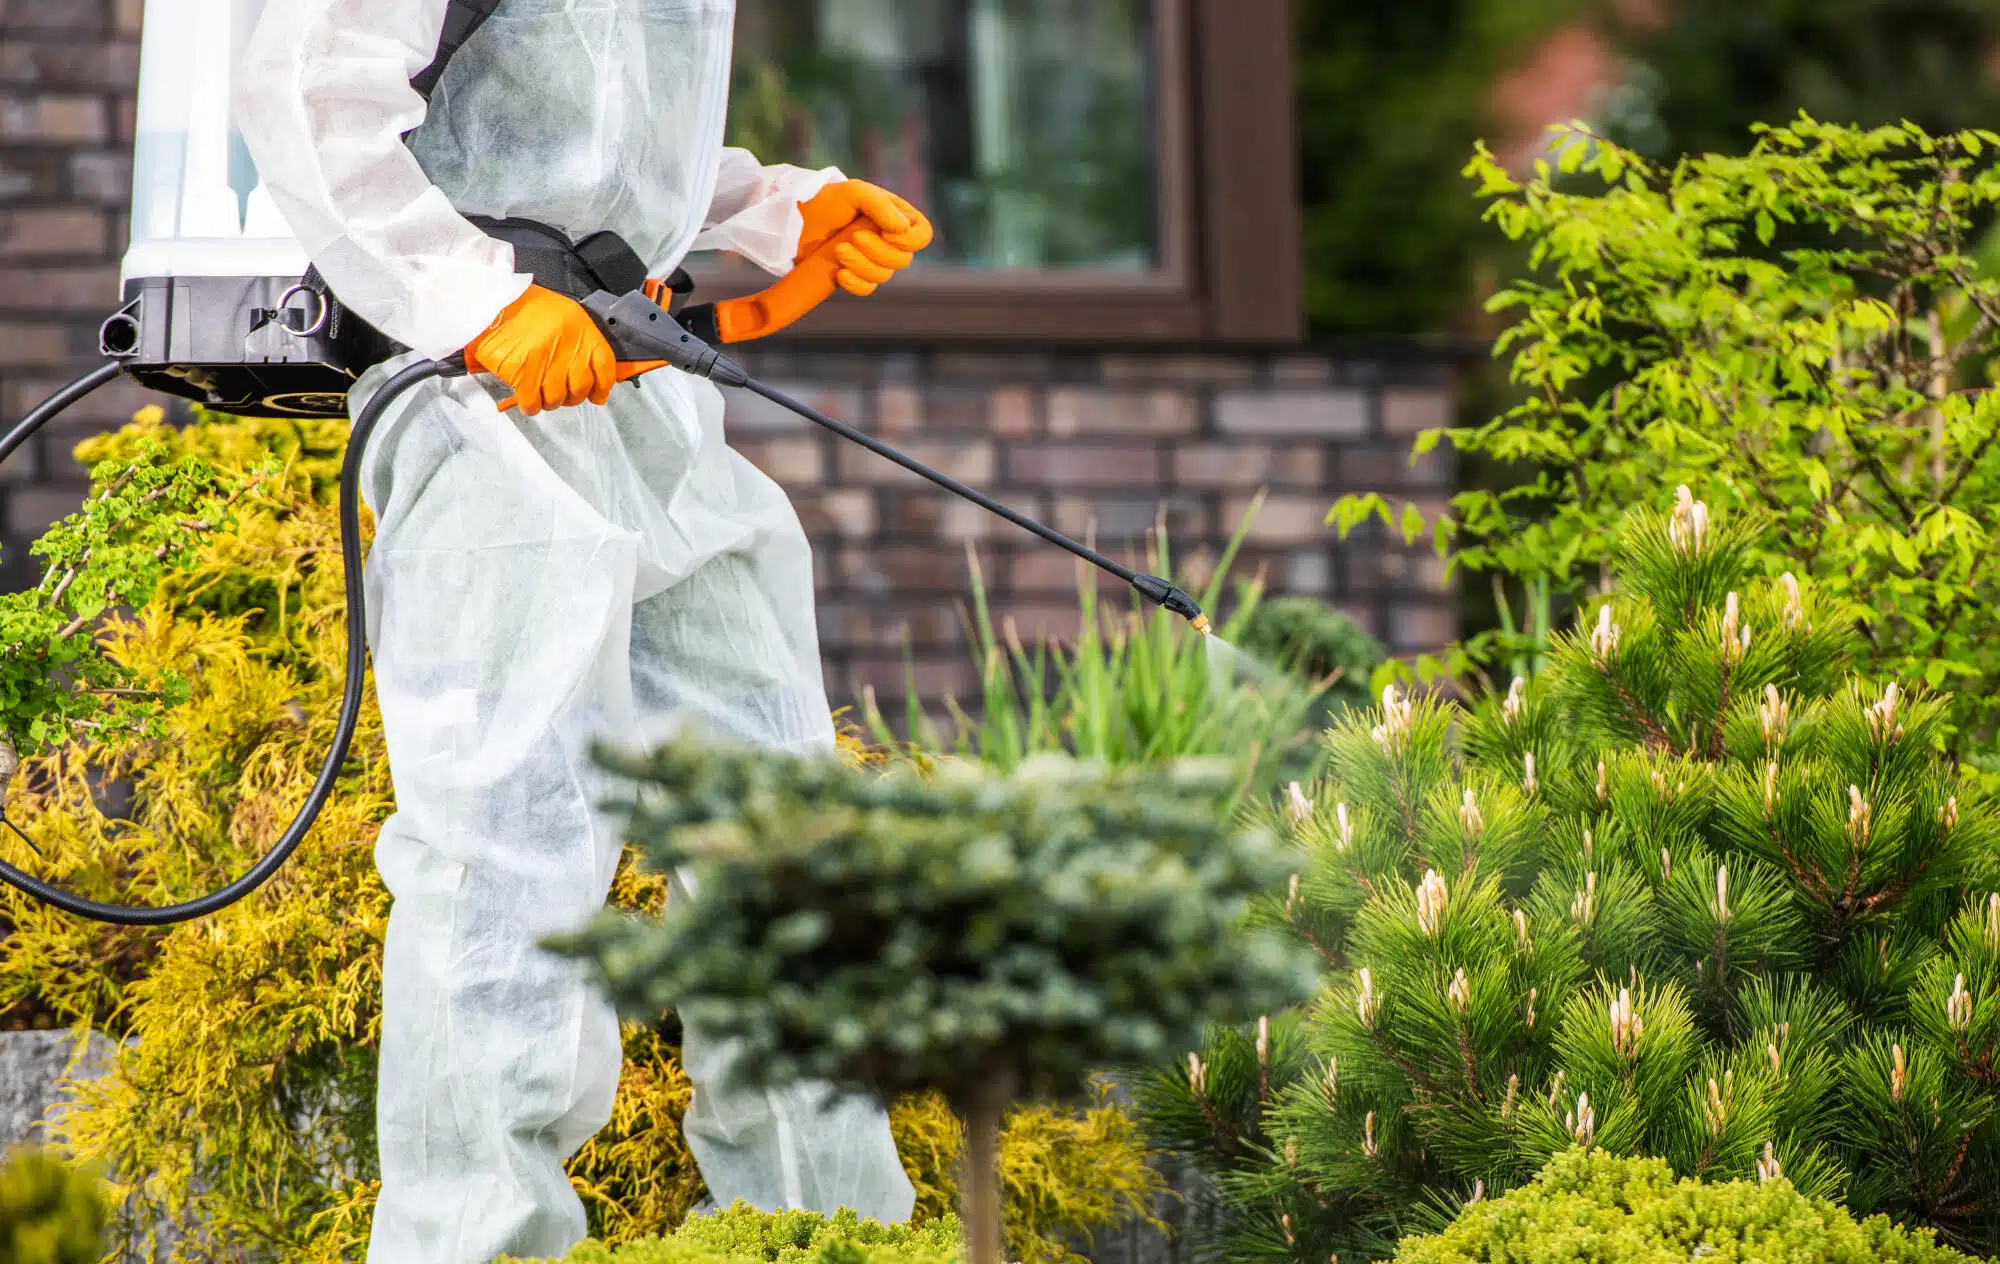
[
  {"left": 1394, "top": 1147, "right": 1979, "bottom": 1264},
  {"left": 554, "top": 745, "right": 1321, "bottom": 1264},
  {"left": 1137, "top": 487, "right": 2000, "bottom": 1262}
]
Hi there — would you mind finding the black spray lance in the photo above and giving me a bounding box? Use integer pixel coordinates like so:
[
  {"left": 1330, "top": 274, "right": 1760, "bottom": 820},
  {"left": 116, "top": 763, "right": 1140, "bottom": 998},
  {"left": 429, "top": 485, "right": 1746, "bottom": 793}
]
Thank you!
[{"left": 0, "top": 287, "right": 1211, "bottom": 926}]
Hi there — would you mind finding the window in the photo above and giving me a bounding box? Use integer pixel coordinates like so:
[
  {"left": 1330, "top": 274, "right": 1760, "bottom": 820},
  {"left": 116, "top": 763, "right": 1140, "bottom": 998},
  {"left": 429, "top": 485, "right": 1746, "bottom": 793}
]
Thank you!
[
  {"left": 692, "top": 0, "right": 1304, "bottom": 344},
  {"left": 725, "top": 0, "right": 1161, "bottom": 274}
]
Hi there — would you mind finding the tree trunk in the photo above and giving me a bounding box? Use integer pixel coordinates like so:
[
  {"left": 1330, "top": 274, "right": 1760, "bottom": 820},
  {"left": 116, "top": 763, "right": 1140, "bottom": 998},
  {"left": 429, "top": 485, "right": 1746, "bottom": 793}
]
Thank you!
[{"left": 962, "top": 1085, "right": 1009, "bottom": 1264}]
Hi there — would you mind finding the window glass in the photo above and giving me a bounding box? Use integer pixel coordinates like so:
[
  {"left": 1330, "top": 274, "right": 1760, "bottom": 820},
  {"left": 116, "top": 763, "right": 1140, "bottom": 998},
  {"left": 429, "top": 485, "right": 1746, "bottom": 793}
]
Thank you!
[{"left": 715, "top": 0, "right": 1160, "bottom": 273}]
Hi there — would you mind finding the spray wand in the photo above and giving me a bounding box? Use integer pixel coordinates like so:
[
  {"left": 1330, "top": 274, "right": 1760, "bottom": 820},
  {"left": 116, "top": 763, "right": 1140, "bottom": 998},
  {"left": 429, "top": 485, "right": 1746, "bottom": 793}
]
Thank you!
[{"left": 0, "top": 287, "right": 1212, "bottom": 925}]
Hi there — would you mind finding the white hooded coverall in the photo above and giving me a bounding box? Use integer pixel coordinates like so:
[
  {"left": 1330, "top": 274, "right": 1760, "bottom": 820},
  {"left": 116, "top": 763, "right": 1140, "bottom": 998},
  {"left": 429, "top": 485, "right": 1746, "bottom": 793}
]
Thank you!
[{"left": 233, "top": 3, "right": 918, "bottom": 1261}]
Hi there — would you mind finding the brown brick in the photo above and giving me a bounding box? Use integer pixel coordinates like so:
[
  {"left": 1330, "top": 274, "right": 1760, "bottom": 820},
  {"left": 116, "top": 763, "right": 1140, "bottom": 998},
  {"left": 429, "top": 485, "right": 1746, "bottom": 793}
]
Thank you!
[
  {"left": 843, "top": 547, "right": 969, "bottom": 593},
  {"left": 885, "top": 489, "right": 943, "bottom": 535},
  {"left": 1052, "top": 494, "right": 1202, "bottom": 541},
  {"left": 735, "top": 437, "right": 823, "bottom": 484},
  {"left": 0, "top": 209, "right": 105, "bottom": 257},
  {"left": 0, "top": 321, "right": 72, "bottom": 364},
  {"left": 995, "top": 601, "right": 1086, "bottom": 646},
  {"left": 1171, "top": 444, "right": 1274, "bottom": 489},
  {"left": 70, "top": 151, "right": 129, "bottom": 203},
  {"left": 1226, "top": 494, "right": 1328, "bottom": 544},
  {"left": 0, "top": 96, "right": 107, "bottom": 144},
  {"left": 1389, "top": 602, "right": 1456, "bottom": 652},
  {"left": 875, "top": 384, "right": 920, "bottom": 436},
  {"left": 0, "top": 42, "right": 138, "bottom": 89},
  {"left": 1284, "top": 551, "right": 1333, "bottom": 594},
  {"left": 938, "top": 497, "right": 991, "bottom": 543},
  {"left": 933, "top": 351, "right": 1053, "bottom": 382},
  {"left": 844, "top": 656, "right": 982, "bottom": 708},
  {"left": 724, "top": 382, "right": 861, "bottom": 435},
  {"left": 5, "top": 486, "right": 83, "bottom": 536},
  {"left": 0, "top": 4, "right": 108, "bottom": 32},
  {"left": 1216, "top": 388, "right": 1368, "bottom": 438},
  {"left": 989, "top": 387, "right": 1038, "bottom": 437},
  {"left": 1276, "top": 444, "right": 1326, "bottom": 488},
  {"left": 836, "top": 439, "right": 993, "bottom": 486},
  {"left": 1005, "top": 443, "right": 1159, "bottom": 487},
  {"left": 794, "top": 489, "right": 875, "bottom": 540},
  {"left": 1008, "top": 548, "right": 1106, "bottom": 594},
  {"left": 1383, "top": 387, "right": 1451, "bottom": 435},
  {"left": 0, "top": 158, "right": 37, "bottom": 199},
  {"left": 1047, "top": 388, "right": 1199, "bottom": 437},
  {"left": 1339, "top": 442, "right": 1436, "bottom": 490},
  {"left": 1272, "top": 356, "right": 1333, "bottom": 385},
  {"left": 0, "top": 264, "right": 119, "bottom": 311},
  {"left": 1099, "top": 354, "right": 1258, "bottom": 386}
]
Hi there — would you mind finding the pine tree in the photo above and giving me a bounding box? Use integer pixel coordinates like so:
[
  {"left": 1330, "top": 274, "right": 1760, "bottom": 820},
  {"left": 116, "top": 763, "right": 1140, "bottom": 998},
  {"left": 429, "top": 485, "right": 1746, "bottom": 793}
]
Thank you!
[{"left": 1137, "top": 488, "right": 2000, "bottom": 1261}]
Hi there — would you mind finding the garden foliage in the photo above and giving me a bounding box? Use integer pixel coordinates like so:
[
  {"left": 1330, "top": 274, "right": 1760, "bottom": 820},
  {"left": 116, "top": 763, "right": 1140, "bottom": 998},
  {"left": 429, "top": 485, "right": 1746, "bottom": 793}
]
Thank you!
[
  {"left": 1141, "top": 489, "right": 2000, "bottom": 1262},
  {"left": 1338, "top": 118, "right": 2000, "bottom": 757},
  {"left": 0, "top": 412, "right": 1167, "bottom": 1262},
  {"left": 508, "top": 1202, "right": 965, "bottom": 1264},
  {"left": 554, "top": 742, "right": 1321, "bottom": 1264},
  {"left": 0, "top": 1147, "right": 106, "bottom": 1264},
  {"left": 1393, "top": 1147, "right": 1978, "bottom": 1264}
]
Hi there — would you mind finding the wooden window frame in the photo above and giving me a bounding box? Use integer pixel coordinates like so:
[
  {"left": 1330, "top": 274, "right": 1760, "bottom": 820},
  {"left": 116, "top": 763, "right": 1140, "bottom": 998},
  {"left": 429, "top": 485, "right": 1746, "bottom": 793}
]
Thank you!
[{"left": 688, "top": 0, "right": 1303, "bottom": 345}]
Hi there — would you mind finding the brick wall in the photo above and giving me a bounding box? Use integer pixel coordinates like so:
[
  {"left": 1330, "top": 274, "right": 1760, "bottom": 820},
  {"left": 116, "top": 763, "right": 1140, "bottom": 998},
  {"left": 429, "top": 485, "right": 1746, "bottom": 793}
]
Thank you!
[{"left": 0, "top": 1, "right": 1461, "bottom": 720}]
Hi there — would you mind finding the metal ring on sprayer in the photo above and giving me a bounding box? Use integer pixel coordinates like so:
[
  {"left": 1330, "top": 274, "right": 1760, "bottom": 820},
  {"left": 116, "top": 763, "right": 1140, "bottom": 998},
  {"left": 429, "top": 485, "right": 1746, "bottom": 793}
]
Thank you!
[{"left": 277, "top": 285, "right": 330, "bottom": 338}]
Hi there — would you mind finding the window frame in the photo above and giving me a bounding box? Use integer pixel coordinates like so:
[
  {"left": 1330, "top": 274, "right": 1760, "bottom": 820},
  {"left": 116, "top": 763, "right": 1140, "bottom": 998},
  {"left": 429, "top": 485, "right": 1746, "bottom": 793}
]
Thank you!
[{"left": 688, "top": 0, "right": 1303, "bottom": 344}]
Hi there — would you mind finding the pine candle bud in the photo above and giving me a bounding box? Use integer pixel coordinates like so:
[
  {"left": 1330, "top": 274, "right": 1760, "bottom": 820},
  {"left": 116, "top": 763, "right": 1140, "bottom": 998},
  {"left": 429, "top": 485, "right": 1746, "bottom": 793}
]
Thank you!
[
  {"left": 1669, "top": 485, "right": 1711, "bottom": 556},
  {"left": 1448, "top": 968, "right": 1472, "bottom": 1014},
  {"left": 1759, "top": 686, "right": 1789, "bottom": 747},
  {"left": 1363, "top": 1111, "right": 1379, "bottom": 1158},
  {"left": 1768, "top": 1043, "right": 1782, "bottom": 1077},
  {"left": 1459, "top": 790, "right": 1484, "bottom": 840},
  {"left": 1502, "top": 1074, "right": 1519, "bottom": 1121},
  {"left": 1372, "top": 686, "right": 1413, "bottom": 755},
  {"left": 1848, "top": 786, "right": 1873, "bottom": 846},
  {"left": 1940, "top": 796, "right": 1960, "bottom": 832},
  {"left": 1323, "top": 1057, "right": 1339, "bottom": 1106},
  {"left": 1704, "top": 1073, "right": 1732, "bottom": 1135},
  {"left": 1187, "top": 1052, "right": 1209, "bottom": 1098},
  {"left": 1286, "top": 873, "right": 1302, "bottom": 918},
  {"left": 1609, "top": 986, "right": 1644, "bottom": 1057},
  {"left": 1571, "top": 873, "right": 1598, "bottom": 927},
  {"left": 1892, "top": 1044, "right": 1908, "bottom": 1102},
  {"left": 1282, "top": 1214, "right": 1294, "bottom": 1245},
  {"left": 1416, "top": 869, "right": 1449, "bottom": 937},
  {"left": 1356, "top": 968, "right": 1379, "bottom": 1029},
  {"left": 1758, "top": 1142, "right": 1783, "bottom": 1183},
  {"left": 1523, "top": 751, "right": 1539, "bottom": 798},
  {"left": 1285, "top": 1138, "right": 1299, "bottom": 1169},
  {"left": 1257, "top": 1015, "right": 1271, "bottom": 1065},
  {"left": 1948, "top": 974, "right": 1973, "bottom": 1032},
  {"left": 1547, "top": 1070, "right": 1565, "bottom": 1109},
  {"left": 1661, "top": 847, "right": 1673, "bottom": 884},
  {"left": 1779, "top": 572, "right": 1806, "bottom": 633},
  {"left": 1763, "top": 760, "right": 1780, "bottom": 814},
  {"left": 1514, "top": 909, "right": 1532, "bottom": 952},
  {"left": 1503, "top": 676, "right": 1526, "bottom": 725},
  {"left": 1287, "top": 781, "right": 1313, "bottom": 825},
  {"left": 1524, "top": 987, "right": 1539, "bottom": 1030},
  {"left": 1714, "top": 866, "right": 1731, "bottom": 925},
  {"left": 1471, "top": 1179, "right": 1486, "bottom": 1203},
  {"left": 1866, "top": 682, "right": 1904, "bottom": 743},
  {"left": 1335, "top": 802, "right": 1354, "bottom": 852},
  {"left": 1582, "top": 827, "right": 1594, "bottom": 863},
  {"left": 1986, "top": 894, "right": 2000, "bottom": 952},
  {"left": 1567, "top": 1093, "right": 1595, "bottom": 1148},
  {"left": 1720, "top": 592, "right": 1750, "bottom": 664},
  {"left": 1596, "top": 758, "right": 1609, "bottom": 804},
  {"left": 1589, "top": 605, "right": 1622, "bottom": 665}
]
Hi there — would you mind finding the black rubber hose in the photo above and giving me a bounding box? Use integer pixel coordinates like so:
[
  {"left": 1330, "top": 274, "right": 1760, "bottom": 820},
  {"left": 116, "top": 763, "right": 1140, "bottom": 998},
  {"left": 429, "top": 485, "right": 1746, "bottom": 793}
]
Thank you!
[{"left": 0, "top": 357, "right": 452, "bottom": 926}]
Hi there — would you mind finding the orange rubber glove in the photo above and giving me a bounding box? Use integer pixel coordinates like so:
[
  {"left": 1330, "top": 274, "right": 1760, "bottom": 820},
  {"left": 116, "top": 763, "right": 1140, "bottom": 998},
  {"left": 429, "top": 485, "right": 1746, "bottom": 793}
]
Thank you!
[
  {"left": 464, "top": 284, "right": 618, "bottom": 415},
  {"left": 705, "top": 180, "right": 935, "bottom": 344}
]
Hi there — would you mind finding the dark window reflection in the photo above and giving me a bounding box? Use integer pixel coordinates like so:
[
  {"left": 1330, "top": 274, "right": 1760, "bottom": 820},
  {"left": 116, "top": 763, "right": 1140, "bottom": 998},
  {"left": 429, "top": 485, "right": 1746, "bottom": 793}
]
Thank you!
[{"left": 719, "top": 0, "right": 1161, "bottom": 273}]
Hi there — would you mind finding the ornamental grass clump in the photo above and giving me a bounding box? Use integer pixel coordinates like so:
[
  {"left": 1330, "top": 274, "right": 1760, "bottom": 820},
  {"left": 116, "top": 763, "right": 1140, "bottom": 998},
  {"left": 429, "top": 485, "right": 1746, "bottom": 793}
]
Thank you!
[
  {"left": 554, "top": 744, "right": 1321, "bottom": 1264},
  {"left": 1138, "top": 487, "right": 2000, "bottom": 1263}
]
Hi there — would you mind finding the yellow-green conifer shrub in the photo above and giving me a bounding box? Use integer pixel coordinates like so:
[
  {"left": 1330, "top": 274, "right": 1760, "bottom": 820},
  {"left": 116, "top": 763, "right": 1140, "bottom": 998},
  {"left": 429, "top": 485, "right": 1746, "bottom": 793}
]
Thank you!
[
  {"left": 1394, "top": 1148, "right": 1981, "bottom": 1264},
  {"left": 0, "top": 1147, "right": 108, "bottom": 1264},
  {"left": 0, "top": 410, "right": 1165, "bottom": 1262}
]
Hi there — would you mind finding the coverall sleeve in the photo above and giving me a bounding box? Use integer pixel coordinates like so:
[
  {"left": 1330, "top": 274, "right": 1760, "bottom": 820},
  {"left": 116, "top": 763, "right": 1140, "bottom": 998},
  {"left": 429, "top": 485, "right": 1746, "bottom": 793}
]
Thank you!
[
  {"left": 690, "top": 147, "right": 846, "bottom": 278},
  {"left": 233, "top": 0, "right": 532, "bottom": 361}
]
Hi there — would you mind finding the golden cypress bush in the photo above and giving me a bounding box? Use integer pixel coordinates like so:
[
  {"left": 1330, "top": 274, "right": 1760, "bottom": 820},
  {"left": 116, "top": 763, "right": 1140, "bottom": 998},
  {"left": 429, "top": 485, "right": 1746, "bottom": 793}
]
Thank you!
[{"left": 0, "top": 410, "right": 1165, "bottom": 1261}]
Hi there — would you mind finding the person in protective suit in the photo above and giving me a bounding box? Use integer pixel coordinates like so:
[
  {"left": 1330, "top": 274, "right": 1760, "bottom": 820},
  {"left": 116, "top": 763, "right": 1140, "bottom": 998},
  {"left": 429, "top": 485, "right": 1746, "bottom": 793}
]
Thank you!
[{"left": 233, "top": 3, "right": 929, "bottom": 1260}]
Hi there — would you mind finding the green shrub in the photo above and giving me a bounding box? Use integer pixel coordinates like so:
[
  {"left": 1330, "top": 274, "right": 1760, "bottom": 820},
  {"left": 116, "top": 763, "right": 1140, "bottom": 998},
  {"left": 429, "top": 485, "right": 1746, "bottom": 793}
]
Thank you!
[
  {"left": 0, "top": 1148, "right": 106, "bottom": 1264},
  {"left": 1337, "top": 117, "right": 2000, "bottom": 763},
  {"left": 1233, "top": 594, "right": 1385, "bottom": 718},
  {"left": 1394, "top": 1148, "right": 1977, "bottom": 1264},
  {"left": 1137, "top": 488, "right": 2000, "bottom": 1262},
  {"left": 0, "top": 411, "right": 1170, "bottom": 1261},
  {"left": 508, "top": 1203, "right": 964, "bottom": 1264}
]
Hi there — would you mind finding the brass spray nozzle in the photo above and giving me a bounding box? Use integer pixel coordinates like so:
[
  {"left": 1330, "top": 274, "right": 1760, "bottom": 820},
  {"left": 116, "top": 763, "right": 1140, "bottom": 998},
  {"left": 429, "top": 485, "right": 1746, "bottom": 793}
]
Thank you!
[{"left": 1192, "top": 613, "right": 1214, "bottom": 637}]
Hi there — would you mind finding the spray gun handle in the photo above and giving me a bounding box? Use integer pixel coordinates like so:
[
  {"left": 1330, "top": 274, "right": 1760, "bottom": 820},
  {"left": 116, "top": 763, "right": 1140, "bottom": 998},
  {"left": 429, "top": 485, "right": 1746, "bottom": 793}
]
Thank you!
[{"left": 581, "top": 290, "right": 750, "bottom": 388}]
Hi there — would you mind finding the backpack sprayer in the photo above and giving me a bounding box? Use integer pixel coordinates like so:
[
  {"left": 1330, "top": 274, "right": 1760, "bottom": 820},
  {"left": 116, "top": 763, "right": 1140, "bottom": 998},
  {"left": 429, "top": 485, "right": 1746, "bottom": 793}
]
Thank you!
[{"left": 0, "top": 0, "right": 1210, "bottom": 929}]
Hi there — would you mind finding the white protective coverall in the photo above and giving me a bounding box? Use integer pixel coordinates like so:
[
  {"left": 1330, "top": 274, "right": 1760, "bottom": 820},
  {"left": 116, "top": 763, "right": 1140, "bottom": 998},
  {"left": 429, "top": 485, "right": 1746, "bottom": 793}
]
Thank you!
[{"left": 234, "top": 3, "right": 918, "bottom": 1261}]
